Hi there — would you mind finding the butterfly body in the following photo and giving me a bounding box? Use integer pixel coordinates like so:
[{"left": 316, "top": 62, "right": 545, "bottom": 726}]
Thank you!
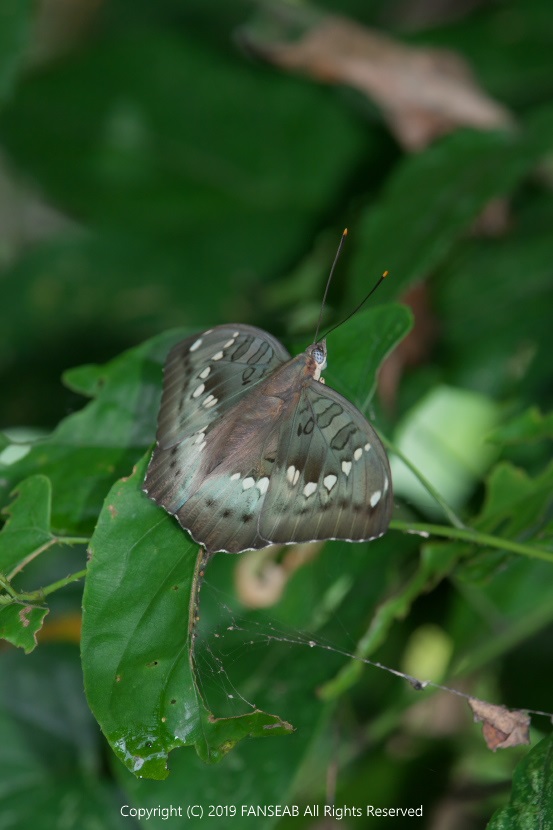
[{"left": 143, "top": 324, "right": 392, "bottom": 553}]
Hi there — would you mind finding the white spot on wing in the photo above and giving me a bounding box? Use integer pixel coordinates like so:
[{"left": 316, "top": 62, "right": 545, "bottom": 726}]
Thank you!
[
  {"left": 257, "top": 477, "right": 270, "bottom": 495},
  {"left": 354, "top": 447, "right": 363, "bottom": 461},
  {"left": 190, "top": 338, "right": 202, "bottom": 352},
  {"left": 370, "top": 490, "right": 382, "bottom": 507},
  {"left": 293, "top": 468, "right": 300, "bottom": 486},
  {"left": 230, "top": 473, "right": 241, "bottom": 481},
  {"left": 203, "top": 395, "right": 218, "bottom": 408},
  {"left": 212, "top": 351, "right": 224, "bottom": 361},
  {"left": 383, "top": 476, "right": 389, "bottom": 493},
  {"left": 232, "top": 331, "right": 239, "bottom": 337},
  {"left": 193, "top": 431, "right": 206, "bottom": 444},
  {"left": 364, "top": 442, "right": 371, "bottom": 451},
  {"left": 199, "top": 366, "right": 211, "bottom": 379},
  {"left": 323, "top": 474, "right": 337, "bottom": 491},
  {"left": 192, "top": 383, "right": 205, "bottom": 398},
  {"left": 286, "top": 465, "right": 296, "bottom": 485},
  {"left": 303, "top": 482, "right": 317, "bottom": 498},
  {"left": 342, "top": 460, "right": 352, "bottom": 476},
  {"left": 223, "top": 338, "right": 236, "bottom": 348},
  {"left": 242, "top": 477, "right": 255, "bottom": 490}
]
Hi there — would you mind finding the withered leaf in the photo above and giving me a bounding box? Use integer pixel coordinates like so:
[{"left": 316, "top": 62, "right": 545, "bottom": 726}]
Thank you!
[
  {"left": 469, "top": 697, "right": 531, "bottom": 751},
  {"left": 244, "top": 9, "right": 512, "bottom": 151}
]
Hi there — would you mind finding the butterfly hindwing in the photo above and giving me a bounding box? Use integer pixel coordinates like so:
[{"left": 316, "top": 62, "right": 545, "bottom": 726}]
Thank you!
[
  {"left": 258, "top": 381, "right": 392, "bottom": 546},
  {"left": 143, "top": 325, "right": 290, "bottom": 516}
]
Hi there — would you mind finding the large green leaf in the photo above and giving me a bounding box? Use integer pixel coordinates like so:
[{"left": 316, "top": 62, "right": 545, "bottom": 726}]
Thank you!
[
  {"left": 82, "top": 454, "right": 293, "bottom": 780},
  {"left": 487, "top": 735, "right": 553, "bottom": 829},
  {"left": 107, "top": 518, "right": 402, "bottom": 822}
]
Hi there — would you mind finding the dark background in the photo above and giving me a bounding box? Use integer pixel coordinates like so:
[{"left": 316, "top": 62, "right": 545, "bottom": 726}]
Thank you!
[{"left": 0, "top": 1, "right": 552, "bottom": 828}]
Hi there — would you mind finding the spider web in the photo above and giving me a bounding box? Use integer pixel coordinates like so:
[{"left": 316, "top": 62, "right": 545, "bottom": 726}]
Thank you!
[{"left": 189, "top": 546, "right": 371, "bottom": 719}]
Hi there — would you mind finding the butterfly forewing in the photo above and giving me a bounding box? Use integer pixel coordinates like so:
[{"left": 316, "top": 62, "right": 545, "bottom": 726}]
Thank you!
[{"left": 143, "top": 325, "right": 290, "bottom": 516}]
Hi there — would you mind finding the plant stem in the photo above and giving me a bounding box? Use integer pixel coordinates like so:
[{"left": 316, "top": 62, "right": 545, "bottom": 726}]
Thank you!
[
  {"left": 390, "top": 519, "right": 553, "bottom": 564},
  {"left": 7, "top": 535, "right": 89, "bottom": 579},
  {"left": 0, "top": 568, "right": 88, "bottom": 605},
  {"left": 382, "top": 434, "right": 466, "bottom": 529}
]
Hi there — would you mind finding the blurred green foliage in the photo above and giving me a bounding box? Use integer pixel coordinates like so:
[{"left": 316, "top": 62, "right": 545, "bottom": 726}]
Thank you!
[{"left": 1, "top": 1, "right": 553, "bottom": 828}]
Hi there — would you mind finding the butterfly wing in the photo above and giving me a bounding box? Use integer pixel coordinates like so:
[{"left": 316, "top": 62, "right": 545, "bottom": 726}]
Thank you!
[
  {"left": 143, "top": 324, "right": 290, "bottom": 516},
  {"left": 258, "top": 380, "right": 392, "bottom": 546}
]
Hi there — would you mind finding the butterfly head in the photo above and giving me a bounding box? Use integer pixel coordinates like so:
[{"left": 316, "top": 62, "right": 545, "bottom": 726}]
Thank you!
[{"left": 308, "top": 339, "right": 327, "bottom": 381}]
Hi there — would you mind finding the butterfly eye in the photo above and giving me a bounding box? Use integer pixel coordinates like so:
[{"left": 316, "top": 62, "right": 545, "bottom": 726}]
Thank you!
[{"left": 312, "top": 346, "right": 325, "bottom": 365}]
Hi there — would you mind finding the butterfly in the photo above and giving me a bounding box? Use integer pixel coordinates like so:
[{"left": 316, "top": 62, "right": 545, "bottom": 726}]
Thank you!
[{"left": 143, "top": 323, "right": 393, "bottom": 553}]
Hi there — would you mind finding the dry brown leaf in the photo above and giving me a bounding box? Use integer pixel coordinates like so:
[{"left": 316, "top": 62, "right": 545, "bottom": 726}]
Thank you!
[
  {"left": 468, "top": 697, "right": 531, "bottom": 751},
  {"left": 244, "top": 9, "right": 512, "bottom": 151}
]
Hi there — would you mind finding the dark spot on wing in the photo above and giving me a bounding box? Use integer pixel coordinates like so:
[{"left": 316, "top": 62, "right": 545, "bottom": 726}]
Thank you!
[
  {"left": 330, "top": 423, "right": 356, "bottom": 451},
  {"left": 317, "top": 401, "right": 342, "bottom": 429},
  {"left": 242, "top": 366, "right": 256, "bottom": 384}
]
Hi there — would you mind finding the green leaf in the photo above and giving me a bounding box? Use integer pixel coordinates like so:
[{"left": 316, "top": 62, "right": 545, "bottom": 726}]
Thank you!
[
  {"left": 470, "top": 461, "right": 553, "bottom": 550},
  {"left": 0, "top": 0, "right": 32, "bottom": 107},
  {"left": 82, "top": 454, "right": 292, "bottom": 780},
  {"left": 0, "top": 645, "right": 128, "bottom": 829},
  {"left": 488, "top": 407, "right": 553, "bottom": 445},
  {"left": 423, "top": 460, "right": 553, "bottom": 594},
  {"left": 0, "top": 475, "right": 54, "bottom": 577},
  {"left": 110, "top": 530, "right": 402, "bottom": 818},
  {"left": 0, "top": 330, "right": 184, "bottom": 534},
  {"left": 62, "top": 363, "right": 111, "bottom": 399},
  {"left": 487, "top": 734, "right": 553, "bottom": 829},
  {"left": 324, "top": 303, "right": 414, "bottom": 409},
  {"left": 0, "top": 603, "right": 48, "bottom": 654},
  {"left": 0, "top": 475, "right": 57, "bottom": 652},
  {"left": 351, "top": 109, "right": 553, "bottom": 303}
]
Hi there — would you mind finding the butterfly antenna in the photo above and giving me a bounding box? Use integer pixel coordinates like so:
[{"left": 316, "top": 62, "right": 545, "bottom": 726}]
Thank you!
[
  {"left": 322, "top": 269, "right": 389, "bottom": 340},
  {"left": 314, "top": 228, "right": 348, "bottom": 344}
]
